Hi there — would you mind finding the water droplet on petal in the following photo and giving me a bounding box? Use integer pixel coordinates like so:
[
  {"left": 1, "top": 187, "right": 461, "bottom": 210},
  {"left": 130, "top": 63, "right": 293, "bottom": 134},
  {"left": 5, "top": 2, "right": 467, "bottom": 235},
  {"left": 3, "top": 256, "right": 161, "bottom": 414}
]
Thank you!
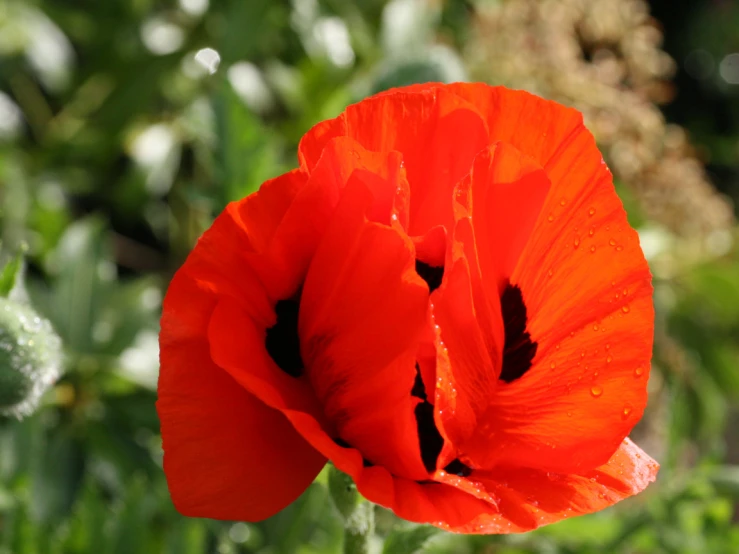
[
  {"left": 606, "top": 355, "right": 613, "bottom": 363},
  {"left": 616, "top": 245, "right": 624, "bottom": 252},
  {"left": 634, "top": 367, "right": 644, "bottom": 377},
  {"left": 390, "top": 213, "right": 398, "bottom": 221},
  {"left": 590, "top": 246, "right": 596, "bottom": 253},
  {"left": 550, "top": 362, "right": 556, "bottom": 369},
  {"left": 590, "top": 385, "right": 603, "bottom": 398},
  {"left": 589, "top": 227, "right": 595, "bottom": 236},
  {"left": 547, "top": 214, "right": 555, "bottom": 222},
  {"left": 622, "top": 404, "right": 632, "bottom": 419},
  {"left": 621, "top": 305, "right": 630, "bottom": 313},
  {"left": 560, "top": 199, "right": 566, "bottom": 206},
  {"left": 588, "top": 208, "right": 596, "bottom": 216},
  {"left": 609, "top": 239, "right": 616, "bottom": 246},
  {"left": 593, "top": 324, "right": 599, "bottom": 331},
  {"left": 574, "top": 237, "right": 580, "bottom": 248}
]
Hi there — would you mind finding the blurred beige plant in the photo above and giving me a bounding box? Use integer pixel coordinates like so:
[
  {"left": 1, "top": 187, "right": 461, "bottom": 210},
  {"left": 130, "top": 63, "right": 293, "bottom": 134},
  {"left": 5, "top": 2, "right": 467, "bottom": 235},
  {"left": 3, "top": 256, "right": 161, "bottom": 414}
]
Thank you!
[{"left": 466, "top": 0, "right": 734, "bottom": 245}]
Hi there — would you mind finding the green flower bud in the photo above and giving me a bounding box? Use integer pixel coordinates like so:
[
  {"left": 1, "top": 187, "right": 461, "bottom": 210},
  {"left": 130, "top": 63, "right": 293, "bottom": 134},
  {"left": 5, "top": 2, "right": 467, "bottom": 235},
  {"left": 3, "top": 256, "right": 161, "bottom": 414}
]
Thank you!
[{"left": 0, "top": 297, "right": 63, "bottom": 418}]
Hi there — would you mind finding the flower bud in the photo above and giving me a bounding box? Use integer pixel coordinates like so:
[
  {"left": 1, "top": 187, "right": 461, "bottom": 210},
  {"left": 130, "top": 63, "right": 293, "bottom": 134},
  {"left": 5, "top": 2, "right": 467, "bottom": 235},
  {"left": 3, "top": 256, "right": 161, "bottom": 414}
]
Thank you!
[{"left": 0, "top": 297, "right": 62, "bottom": 418}]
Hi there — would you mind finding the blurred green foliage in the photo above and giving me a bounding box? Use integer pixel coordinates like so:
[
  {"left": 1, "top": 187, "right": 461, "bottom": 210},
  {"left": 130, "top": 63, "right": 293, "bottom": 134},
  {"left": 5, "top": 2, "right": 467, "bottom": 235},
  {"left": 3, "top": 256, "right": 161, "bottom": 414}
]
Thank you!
[{"left": 1, "top": 0, "right": 738, "bottom": 553}]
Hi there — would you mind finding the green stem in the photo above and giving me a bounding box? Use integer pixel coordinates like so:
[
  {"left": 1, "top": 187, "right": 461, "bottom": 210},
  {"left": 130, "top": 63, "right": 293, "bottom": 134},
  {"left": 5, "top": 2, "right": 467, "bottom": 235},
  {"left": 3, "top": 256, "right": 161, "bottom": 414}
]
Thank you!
[{"left": 328, "top": 465, "right": 375, "bottom": 554}]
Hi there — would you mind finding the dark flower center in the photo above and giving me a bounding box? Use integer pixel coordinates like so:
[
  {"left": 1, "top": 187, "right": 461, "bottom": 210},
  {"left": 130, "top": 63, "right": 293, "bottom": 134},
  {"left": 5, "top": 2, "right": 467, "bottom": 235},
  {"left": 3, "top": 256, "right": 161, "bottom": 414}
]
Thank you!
[
  {"left": 265, "top": 299, "right": 304, "bottom": 377},
  {"left": 498, "top": 282, "right": 538, "bottom": 383},
  {"left": 415, "top": 260, "right": 444, "bottom": 293}
]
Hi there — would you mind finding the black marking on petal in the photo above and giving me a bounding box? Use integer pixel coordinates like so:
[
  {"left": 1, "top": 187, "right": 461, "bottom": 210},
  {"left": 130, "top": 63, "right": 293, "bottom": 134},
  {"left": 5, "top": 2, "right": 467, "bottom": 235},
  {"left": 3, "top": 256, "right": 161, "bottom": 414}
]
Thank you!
[
  {"left": 498, "top": 283, "right": 538, "bottom": 383},
  {"left": 443, "top": 459, "right": 472, "bottom": 477},
  {"left": 415, "top": 401, "right": 443, "bottom": 473},
  {"left": 415, "top": 260, "right": 444, "bottom": 293},
  {"left": 265, "top": 299, "right": 304, "bottom": 377},
  {"left": 334, "top": 437, "right": 351, "bottom": 448},
  {"left": 411, "top": 363, "right": 427, "bottom": 401}
]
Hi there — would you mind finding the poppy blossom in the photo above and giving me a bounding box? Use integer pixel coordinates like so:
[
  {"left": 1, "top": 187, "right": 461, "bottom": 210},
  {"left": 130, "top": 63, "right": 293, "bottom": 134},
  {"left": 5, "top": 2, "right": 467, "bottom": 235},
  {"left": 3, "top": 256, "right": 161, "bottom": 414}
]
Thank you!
[{"left": 157, "top": 82, "right": 658, "bottom": 533}]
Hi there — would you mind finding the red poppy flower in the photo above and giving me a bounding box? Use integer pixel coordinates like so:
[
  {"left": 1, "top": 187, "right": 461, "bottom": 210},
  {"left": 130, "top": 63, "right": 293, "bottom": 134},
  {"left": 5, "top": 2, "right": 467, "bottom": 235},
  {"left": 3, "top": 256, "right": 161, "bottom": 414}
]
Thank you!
[{"left": 157, "top": 82, "right": 658, "bottom": 533}]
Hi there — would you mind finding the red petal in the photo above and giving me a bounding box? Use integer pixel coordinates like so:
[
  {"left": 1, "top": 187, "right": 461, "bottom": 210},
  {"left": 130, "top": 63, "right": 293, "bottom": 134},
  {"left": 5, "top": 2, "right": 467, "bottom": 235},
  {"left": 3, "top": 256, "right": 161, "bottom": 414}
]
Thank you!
[
  {"left": 463, "top": 143, "right": 551, "bottom": 294},
  {"left": 299, "top": 179, "right": 429, "bottom": 481},
  {"left": 158, "top": 274, "right": 325, "bottom": 522},
  {"left": 431, "top": 258, "right": 498, "bottom": 455},
  {"left": 267, "top": 137, "right": 409, "bottom": 299},
  {"left": 461, "top": 107, "right": 652, "bottom": 474},
  {"left": 444, "top": 83, "right": 588, "bottom": 179},
  {"left": 234, "top": 169, "right": 309, "bottom": 254},
  {"left": 298, "top": 89, "right": 489, "bottom": 236},
  {"left": 446, "top": 438, "right": 658, "bottom": 534}
]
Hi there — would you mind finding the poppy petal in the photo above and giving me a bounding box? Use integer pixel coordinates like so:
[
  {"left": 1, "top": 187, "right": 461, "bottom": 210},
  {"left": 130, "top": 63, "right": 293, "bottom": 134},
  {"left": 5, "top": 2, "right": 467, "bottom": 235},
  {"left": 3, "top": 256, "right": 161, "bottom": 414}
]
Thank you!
[
  {"left": 444, "top": 83, "right": 588, "bottom": 179},
  {"left": 299, "top": 179, "right": 429, "bottom": 481},
  {"left": 266, "top": 137, "right": 409, "bottom": 300},
  {"left": 431, "top": 257, "right": 498, "bottom": 455},
  {"left": 447, "top": 438, "right": 658, "bottom": 534},
  {"left": 463, "top": 142, "right": 552, "bottom": 295},
  {"left": 235, "top": 168, "right": 309, "bottom": 254},
  {"left": 158, "top": 274, "right": 325, "bottom": 522},
  {"left": 298, "top": 88, "right": 489, "bottom": 236},
  {"left": 460, "top": 121, "right": 652, "bottom": 474}
]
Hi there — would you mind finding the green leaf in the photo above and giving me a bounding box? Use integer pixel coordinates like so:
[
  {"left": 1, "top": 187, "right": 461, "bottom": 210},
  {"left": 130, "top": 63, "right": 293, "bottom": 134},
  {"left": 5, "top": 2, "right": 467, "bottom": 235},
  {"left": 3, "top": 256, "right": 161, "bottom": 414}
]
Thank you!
[
  {"left": 382, "top": 525, "right": 440, "bottom": 554},
  {"left": 0, "top": 254, "right": 22, "bottom": 297},
  {"left": 213, "top": 79, "right": 283, "bottom": 208},
  {"left": 708, "top": 466, "right": 739, "bottom": 498}
]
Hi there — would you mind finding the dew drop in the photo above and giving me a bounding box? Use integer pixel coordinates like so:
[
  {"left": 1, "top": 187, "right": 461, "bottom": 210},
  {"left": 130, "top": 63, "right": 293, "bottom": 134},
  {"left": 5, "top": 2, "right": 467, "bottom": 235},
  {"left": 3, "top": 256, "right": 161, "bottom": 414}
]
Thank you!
[
  {"left": 621, "top": 305, "right": 630, "bottom": 313},
  {"left": 590, "top": 245, "right": 596, "bottom": 253},
  {"left": 593, "top": 324, "right": 599, "bottom": 331},
  {"left": 588, "top": 208, "right": 596, "bottom": 216},
  {"left": 589, "top": 227, "right": 595, "bottom": 236},
  {"left": 560, "top": 199, "right": 566, "bottom": 206},
  {"left": 606, "top": 355, "right": 613, "bottom": 363},
  {"left": 550, "top": 362, "right": 556, "bottom": 369},
  {"left": 590, "top": 385, "right": 603, "bottom": 398},
  {"left": 547, "top": 214, "right": 555, "bottom": 222},
  {"left": 567, "top": 411, "right": 572, "bottom": 417},
  {"left": 634, "top": 367, "right": 644, "bottom": 377},
  {"left": 573, "top": 237, "right": 580, "bottom": 248},
  {"left": 622, "top": 404, "right": 632, "bottom": 419},
  {"left": 547, "top": 268, "right": 553, "bottom": 277},
  {"left": 616, "top": 245, "right": 624, "bottom": 252},
  {"left": 390, "top": 213, "right": 398, "bottom": 221},
  {"left": 609, "top": 239, "right": 616, "bottom": 246}
]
